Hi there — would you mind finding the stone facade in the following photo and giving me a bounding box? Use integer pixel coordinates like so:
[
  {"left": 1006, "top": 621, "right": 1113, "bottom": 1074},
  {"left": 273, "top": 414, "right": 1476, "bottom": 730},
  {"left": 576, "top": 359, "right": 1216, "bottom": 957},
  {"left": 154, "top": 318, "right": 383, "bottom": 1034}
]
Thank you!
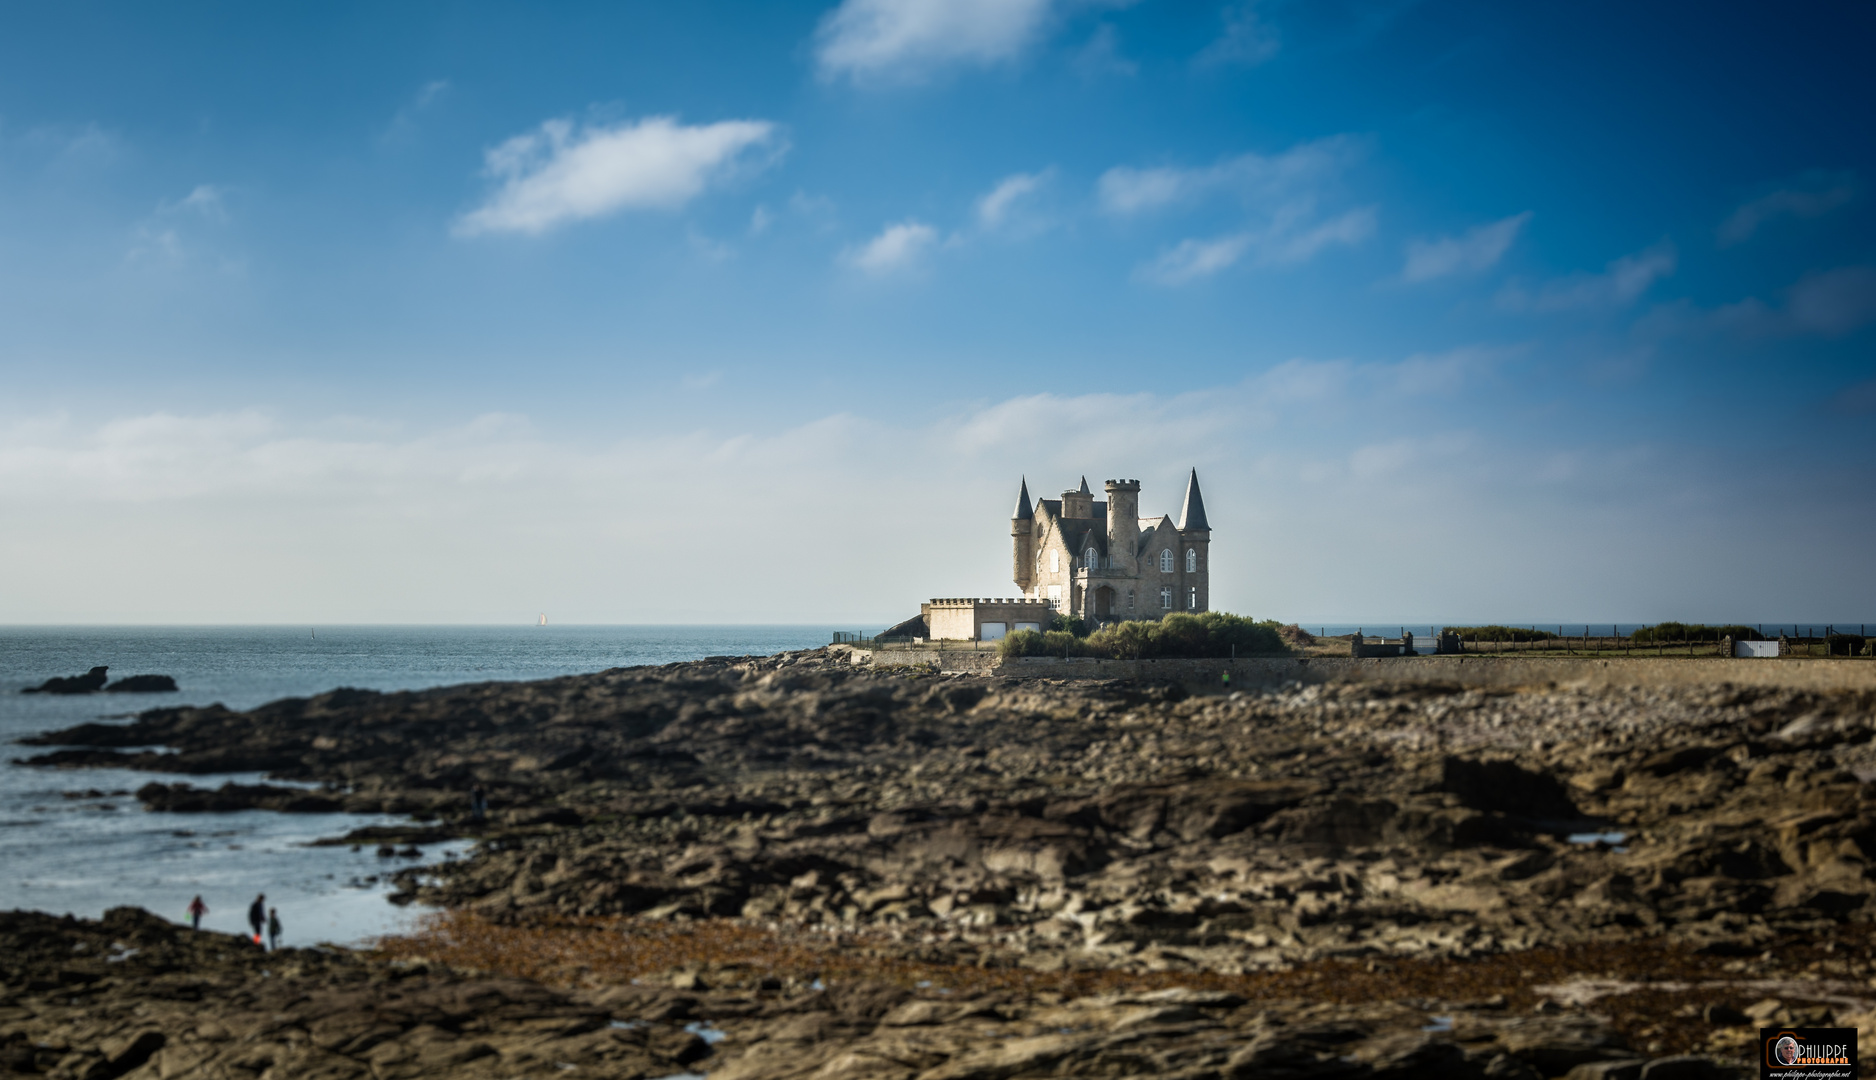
[
  {"left": 1009, "top": 470, "right": 1211, "bottom": 627},
  {"left": 923, "top": 598, "right": 1054, "bottom": 642}
]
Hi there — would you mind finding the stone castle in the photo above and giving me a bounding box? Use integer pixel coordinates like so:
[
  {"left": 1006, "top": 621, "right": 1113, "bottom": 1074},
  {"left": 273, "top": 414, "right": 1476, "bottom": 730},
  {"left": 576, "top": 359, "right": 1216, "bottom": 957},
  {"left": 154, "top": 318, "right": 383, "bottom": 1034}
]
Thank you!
[
  {"left": 1013, "top": 470, "right": 1212, "bottom": 625},
  {"left": 916, "top": 471, "right": 1212, "bottom": 641}
]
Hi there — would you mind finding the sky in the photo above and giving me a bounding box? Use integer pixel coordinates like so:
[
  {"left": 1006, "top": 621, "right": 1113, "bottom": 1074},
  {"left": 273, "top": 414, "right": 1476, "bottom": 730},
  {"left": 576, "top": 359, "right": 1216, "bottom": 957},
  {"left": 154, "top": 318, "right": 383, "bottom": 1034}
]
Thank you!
[{"left": 0, "top": 0, "right": 1872, "bottom": 626}]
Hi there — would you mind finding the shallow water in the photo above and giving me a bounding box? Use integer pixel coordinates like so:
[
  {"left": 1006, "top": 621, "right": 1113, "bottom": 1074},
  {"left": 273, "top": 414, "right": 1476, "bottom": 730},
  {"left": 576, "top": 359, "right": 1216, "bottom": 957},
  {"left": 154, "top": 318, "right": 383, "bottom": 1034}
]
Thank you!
[{"left": 0, "top": 625, "right": 837, "bottom": 945}]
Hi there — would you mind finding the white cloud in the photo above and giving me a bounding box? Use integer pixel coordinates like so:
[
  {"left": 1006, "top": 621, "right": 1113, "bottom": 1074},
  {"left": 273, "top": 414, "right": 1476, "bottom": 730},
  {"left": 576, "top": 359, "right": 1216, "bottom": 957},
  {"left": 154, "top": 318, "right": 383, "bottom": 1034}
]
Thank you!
[
  {"left": 976, "top": 170, "right": 1050, "bottom": 227},
  {"left": 1072, "top": 24, "right": 1137, "bottom": 78},
  {"left": 1707, "top": 265, "right": 1876, "bottom": 338},
  {"left": 1782, "top": 265, "right": 1876, "bottom": 335},
  {"left": 1097, "top": 137, "right": 1361, "bottom": 215},
  {"left": 1500, "top": 241, "right": 1676, "bottom": 311},
  {"left": 383, "top": 79, "right": 452, "bottom": 143},
  {"left": 456, "top": 115, "right": 778, "bottom": 236},
  {"left": 126, "top": 185, "right": 237, "bottom": 268},
  {"left": 1137, "top": 205, "right": 1375, "bottom": 283},
  {"left": 1196, "top": 2, "right": 1279, "bottom": 68},
  {"left": 1266, "top": 206, "right": 1376, "bottom": 263},
  {"left": 1718, "top": 173, "right": 1856, "bottom": 247},
  {"left": 815, "top": 0, "right": 1058, "bottom": 81},
  {"left": 5, "top": 360, "right": 1869, "bottom": 624},
  {"left": 1138, "top": 232, "right": 1255, "bottom": 284},
  {"left": 845, "top": 220, "right": 938, "bottom": 273},
  {"left": 1402, "top": 211, "right": 1530, "bottom": 282}
]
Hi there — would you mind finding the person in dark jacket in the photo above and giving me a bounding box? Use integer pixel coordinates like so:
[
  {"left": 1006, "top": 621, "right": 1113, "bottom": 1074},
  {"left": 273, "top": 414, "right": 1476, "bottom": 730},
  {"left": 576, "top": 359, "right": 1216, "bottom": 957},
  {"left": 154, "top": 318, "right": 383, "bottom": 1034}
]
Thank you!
[
  {"left": 187, "top": 895, "right": 208, "bottom": 930},
  {"left": 247, "top": 894, "right": 266, "bottom": 944},
  {"left": 266, "top": 907, "right": 282, "bottom": 951}
]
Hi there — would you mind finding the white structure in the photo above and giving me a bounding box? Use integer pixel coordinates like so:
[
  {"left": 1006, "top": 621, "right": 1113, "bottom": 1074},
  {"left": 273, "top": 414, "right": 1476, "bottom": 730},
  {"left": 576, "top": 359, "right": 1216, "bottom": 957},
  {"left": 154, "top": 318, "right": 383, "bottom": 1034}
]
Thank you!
[{"left": 1734, "top": 640, "right": 1781, "bottom": 658}]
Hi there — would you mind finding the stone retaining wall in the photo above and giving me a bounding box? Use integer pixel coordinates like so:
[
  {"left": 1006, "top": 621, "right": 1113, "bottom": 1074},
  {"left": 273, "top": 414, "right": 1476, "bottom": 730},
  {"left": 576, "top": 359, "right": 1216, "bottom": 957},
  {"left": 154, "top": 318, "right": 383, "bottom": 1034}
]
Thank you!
[
  {"left": 998, "top": 655, "right": 1876, "bottom": 693},
  {"left": 846, "top": 648, "right": 1002, "bottom": 674},
  {"left": 844, "top": 646, "right": 1876, "bottom": 690}
]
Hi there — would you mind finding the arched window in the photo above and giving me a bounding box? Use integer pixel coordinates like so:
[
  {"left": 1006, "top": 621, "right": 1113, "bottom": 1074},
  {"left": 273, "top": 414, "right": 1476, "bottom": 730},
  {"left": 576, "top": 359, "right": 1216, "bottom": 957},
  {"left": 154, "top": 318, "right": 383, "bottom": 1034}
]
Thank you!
[
  {"left": 1185, "top": 548, "right": 1198, "bottom": 573},
  {"left": 1085, "top": 547, "right": 1098, "bottom": 569},
  {"left": 1159, "top": 549, "right": 1174, "bottom": 572}
]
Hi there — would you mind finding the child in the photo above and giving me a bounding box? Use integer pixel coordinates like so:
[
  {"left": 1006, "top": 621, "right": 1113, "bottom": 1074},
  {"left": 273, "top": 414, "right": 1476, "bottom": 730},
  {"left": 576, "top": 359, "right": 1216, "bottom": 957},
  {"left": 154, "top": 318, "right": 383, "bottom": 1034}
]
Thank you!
[{"left": 266, "top": 908, "right": 282, "bottom": 952}]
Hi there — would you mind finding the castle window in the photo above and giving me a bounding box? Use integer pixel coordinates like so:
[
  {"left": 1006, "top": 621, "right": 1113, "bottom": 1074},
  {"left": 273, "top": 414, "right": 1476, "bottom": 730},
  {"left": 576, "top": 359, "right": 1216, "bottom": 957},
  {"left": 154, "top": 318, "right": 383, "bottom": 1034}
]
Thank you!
[
  {"left": 1185, "top": 548, "right": 1197, "bottom": 573},
  {"left": 1085, "top": 547, "right": 1098, "bottom": 569},
  {"left": 1127, "top": 589, "right": 1135, "bottom": 609},
  {"left": 1159, "top": 549, "right": 1173, "bottom": 572},
  {"left": 1160, "top": 586, "right": 1173, "bottom": 609},
  {"left": 1050, "top": 550, "right": 1060, "bottom": 573},
  {"left": 1188, "top": 586, "right": 1197, "bottom": 610}
]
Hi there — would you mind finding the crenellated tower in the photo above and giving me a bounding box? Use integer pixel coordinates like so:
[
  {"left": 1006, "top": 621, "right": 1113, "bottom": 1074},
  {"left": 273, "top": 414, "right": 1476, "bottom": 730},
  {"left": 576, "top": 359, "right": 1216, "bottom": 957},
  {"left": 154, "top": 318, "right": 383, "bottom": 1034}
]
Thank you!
[{"left": 1104, "top": 479, "right": 1140, "bottom": 574}]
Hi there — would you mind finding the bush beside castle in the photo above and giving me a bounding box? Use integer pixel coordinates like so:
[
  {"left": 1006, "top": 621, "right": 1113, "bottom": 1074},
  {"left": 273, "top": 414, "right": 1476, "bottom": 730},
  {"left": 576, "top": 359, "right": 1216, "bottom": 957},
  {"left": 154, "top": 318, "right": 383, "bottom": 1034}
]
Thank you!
[{"left": 998, "top": 611, "right": 1289, "bottom": 660}]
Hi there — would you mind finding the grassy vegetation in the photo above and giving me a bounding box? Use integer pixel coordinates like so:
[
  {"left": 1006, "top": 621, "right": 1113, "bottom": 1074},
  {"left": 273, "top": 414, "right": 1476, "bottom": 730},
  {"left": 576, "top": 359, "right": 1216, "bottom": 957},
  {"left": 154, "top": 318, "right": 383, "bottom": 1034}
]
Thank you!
[
  {"left": 1630, "top": 622, "right": 1765, "bottom": 643},
  {"left": 1445, "top": 625, "right": 1560, "bottom": 642},
  {"left": 999, "top": 611, "right": 1289, "bottom": 660}
]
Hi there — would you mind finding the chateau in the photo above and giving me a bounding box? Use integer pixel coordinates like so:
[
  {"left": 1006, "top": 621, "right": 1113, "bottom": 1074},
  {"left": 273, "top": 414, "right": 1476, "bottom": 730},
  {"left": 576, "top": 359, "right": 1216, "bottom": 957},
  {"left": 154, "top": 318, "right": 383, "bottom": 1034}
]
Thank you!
[
  {"left": 914, "top": 471, "right": 1212, "bottom": 642},
  {"left": 1014, "top": 470, "right": 1211, "bottom": 626}
]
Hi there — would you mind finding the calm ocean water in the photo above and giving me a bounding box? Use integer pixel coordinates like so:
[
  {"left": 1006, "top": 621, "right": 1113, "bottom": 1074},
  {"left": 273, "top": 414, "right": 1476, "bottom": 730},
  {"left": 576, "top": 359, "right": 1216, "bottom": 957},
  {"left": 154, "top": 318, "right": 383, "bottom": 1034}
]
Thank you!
[{"left": 0, "top": 625, "right": 838, "bottom": 946}]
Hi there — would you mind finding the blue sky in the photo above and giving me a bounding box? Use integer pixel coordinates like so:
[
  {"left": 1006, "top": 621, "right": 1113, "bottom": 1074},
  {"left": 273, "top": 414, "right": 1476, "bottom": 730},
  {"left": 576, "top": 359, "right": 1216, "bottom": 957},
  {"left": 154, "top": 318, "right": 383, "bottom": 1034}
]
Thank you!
[{"left": 1, "top": 0, "right": 1872, "bottom": 624}]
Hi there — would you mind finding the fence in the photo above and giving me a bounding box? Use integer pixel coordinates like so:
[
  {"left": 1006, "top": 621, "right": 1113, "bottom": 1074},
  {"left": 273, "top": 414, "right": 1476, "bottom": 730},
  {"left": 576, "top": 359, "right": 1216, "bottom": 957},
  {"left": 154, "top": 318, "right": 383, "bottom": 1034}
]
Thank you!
[
  {"left": 1442, "top": 628, "right": 1875, "bottom": 658},
  {"left": 831, "top": 634, "right": 1000, "bottom": 651}
]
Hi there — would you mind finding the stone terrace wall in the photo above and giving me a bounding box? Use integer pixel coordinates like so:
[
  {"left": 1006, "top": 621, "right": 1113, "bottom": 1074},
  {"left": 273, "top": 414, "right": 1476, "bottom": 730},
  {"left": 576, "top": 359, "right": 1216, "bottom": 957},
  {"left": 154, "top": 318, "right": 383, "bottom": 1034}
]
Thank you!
[
  {"left": 998, "top": 655, "right": 1876, "bottom": 693},
  {"left": 847, "top": 648, "right": 1002, "bottom": 674}
]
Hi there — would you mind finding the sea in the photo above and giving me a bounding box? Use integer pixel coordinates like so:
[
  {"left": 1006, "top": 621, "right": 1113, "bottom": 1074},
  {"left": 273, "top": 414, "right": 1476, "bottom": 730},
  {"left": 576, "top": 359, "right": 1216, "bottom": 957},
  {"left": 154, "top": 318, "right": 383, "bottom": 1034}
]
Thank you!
[{"left": 0, "top": 625, "right": 839, "bottom": 947}]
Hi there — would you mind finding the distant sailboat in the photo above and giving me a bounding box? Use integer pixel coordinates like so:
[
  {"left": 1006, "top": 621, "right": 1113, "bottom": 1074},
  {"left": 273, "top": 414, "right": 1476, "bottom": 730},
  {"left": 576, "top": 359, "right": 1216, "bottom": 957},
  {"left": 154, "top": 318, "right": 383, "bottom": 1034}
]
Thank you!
[{"left": 538, "top": 613, "right": 547, "bottom": 627}]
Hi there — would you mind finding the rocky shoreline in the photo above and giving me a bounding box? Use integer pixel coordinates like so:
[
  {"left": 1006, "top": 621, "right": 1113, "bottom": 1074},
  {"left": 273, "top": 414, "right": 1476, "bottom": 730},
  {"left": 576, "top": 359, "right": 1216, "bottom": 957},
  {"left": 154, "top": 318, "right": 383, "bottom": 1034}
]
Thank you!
[{"left": 10, "top": 648, "right": 1876, "bottom": 1077}]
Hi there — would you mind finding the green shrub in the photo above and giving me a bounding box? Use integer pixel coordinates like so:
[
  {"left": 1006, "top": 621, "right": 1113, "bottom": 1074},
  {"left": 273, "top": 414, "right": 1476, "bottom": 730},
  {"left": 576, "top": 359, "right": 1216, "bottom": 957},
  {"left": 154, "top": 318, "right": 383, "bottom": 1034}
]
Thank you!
[
  {"left": 1630, "top": 622, "right": 1764, "bottom": 643},
  {"left": 1445, "top": 625, "right": 1560, "bottom": 643},
  {"left": 998, "top": 629, "right": 1086, "bottom": 658},
  {"left": 1001, "top": 612, "right": 1290, "bottom": 659},
  {"left": 1049, "top": 614, "right": 1088, "bottom": 637},
  {"left": 1086, "top": 612, "right": 1289, "bottom": 659}
]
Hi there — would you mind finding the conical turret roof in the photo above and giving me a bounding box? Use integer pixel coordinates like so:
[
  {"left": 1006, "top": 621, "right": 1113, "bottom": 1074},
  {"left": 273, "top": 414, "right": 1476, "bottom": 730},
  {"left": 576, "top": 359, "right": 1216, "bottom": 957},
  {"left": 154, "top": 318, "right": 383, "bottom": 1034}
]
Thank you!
[
  {"left": 1077, "top": 476, "right": 1091, "bottom": 495},
  {"left": 1179, "top": 468, "right": 1210, "bottom": 531},
  {"left": 1012, "top": 477, "right": 1033, "bottom": 520}
]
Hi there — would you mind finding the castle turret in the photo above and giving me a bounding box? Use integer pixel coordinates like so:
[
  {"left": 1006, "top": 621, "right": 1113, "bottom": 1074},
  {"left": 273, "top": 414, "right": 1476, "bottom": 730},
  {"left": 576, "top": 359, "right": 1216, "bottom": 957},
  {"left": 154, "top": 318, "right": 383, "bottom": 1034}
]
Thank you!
[
  {"left": 1104, "top": 479, "right": 1140, "bottom": 574},
  {"left": 1061, "top": 476, "right": 1094, "bottom": 519},
  {"left": 1011, "top": 477, "right": 1035, "bottom": 591},
  {"left": 1178, "top": 468, "right": 1211, "bottom": 613},
  {"left": 1179, "top": 468, "right": 1209, "bottom": 532}
]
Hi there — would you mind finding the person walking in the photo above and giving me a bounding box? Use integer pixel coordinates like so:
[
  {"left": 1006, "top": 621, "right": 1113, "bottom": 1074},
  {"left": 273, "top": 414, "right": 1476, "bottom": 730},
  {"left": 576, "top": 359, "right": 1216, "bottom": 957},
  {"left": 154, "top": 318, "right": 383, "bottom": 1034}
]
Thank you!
[
  {"left": 187, "top": 895, "right": 208, "bottom": 930},
  {"left": 266, "top": 907, "right": 282, "bottom": 952},
  {"left": 247, "top": 893, "right": 266, "bottom": 945},
  {"left": 470, "top": 785, "right": 487, "bottom": 822}
]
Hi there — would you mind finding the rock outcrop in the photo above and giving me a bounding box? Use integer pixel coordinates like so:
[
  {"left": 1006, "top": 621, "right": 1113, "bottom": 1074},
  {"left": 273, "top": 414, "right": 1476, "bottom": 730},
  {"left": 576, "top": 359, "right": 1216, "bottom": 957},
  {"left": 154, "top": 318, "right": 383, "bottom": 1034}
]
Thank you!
[
  {"left": 0, "top": 907, "right": 701, "bottom": 1079},
  {"left": 21, "top": 666, "right": 109, "bottom": 694},
  {"left": 19, "top": 649, "right": 1876, "bottom": 1070},
  {"left": 104, "top": 674, "right": 178, "bottom": 693}
]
